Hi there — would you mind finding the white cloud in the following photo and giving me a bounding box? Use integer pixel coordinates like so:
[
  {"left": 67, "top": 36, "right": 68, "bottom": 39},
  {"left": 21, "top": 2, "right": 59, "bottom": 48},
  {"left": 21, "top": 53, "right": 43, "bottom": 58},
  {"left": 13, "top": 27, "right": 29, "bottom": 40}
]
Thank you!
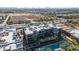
[{"left": 0, "top": 0, "right": 79, "bottom": 8}]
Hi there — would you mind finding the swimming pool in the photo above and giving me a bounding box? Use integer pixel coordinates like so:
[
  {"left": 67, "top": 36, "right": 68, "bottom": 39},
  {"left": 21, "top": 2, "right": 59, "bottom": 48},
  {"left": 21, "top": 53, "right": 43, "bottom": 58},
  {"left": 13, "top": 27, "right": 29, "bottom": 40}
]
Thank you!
[{"left": 35, "top": 37, "right": 68, "bottom": 51}]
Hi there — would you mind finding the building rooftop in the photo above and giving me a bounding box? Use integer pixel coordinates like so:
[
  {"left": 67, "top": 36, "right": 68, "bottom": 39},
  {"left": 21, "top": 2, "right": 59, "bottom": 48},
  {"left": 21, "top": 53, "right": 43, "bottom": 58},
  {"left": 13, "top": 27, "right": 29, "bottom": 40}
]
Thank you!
[
  {"left": 25, "top": 28, "right": 34, "bottom": 35},
  {"left": 0, "top": 27, "right": 17, "bottom": 51},
  {"left": 25, "top": 23, "right": 61, "bottom": 35},
  {"left": 67, "top": 29, "right": 79, "bottom": 39},
  {"left": 61, "top": 24, "right": 79, "bottom": 39}
]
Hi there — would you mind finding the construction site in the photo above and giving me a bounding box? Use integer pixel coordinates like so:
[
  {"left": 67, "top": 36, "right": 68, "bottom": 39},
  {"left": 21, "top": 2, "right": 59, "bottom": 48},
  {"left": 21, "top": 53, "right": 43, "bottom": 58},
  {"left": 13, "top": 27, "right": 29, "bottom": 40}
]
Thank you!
[{"left": 0, "top": 8, "right": 79, "bottom": 51}]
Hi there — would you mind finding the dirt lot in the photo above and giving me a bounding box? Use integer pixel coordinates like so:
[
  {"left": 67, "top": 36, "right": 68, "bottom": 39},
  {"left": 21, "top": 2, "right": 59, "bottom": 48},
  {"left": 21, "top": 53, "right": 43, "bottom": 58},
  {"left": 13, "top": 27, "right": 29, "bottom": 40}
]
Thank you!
[{"left": 7, "top": 13, "right": 43, "bottom": 24}]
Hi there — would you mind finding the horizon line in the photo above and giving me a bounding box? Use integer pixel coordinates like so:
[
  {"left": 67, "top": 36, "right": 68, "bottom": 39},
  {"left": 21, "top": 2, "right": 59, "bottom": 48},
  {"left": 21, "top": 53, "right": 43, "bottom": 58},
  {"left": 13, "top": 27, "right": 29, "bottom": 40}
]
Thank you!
[{"left": 0, "top": 7, "right": 79, "bottom": 9}]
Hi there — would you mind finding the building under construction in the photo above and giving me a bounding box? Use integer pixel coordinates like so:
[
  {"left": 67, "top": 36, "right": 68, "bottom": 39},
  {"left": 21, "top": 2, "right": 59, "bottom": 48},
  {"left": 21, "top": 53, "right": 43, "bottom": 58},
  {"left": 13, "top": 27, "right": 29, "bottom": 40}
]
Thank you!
[{"left": 23, "top": 22, "right": 62, "bottom": 51}]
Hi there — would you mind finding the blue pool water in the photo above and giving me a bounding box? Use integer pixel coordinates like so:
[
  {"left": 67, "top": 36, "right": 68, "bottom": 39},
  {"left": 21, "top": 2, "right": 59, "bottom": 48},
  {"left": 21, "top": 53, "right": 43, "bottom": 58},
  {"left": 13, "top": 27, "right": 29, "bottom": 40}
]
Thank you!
[
  {"left": 35, "top": 41, "right": 67, "bottom": 51},
  {"left": 35, "top": 37, "right": 68, "bottom": 51}
]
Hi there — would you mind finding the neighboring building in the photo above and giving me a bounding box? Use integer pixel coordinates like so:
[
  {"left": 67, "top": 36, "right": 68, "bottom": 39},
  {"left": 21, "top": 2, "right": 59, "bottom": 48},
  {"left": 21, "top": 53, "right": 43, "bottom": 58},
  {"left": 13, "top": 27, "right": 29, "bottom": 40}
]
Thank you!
[{"left": 0, "top": 27, "right": 22, "bottom": 51}]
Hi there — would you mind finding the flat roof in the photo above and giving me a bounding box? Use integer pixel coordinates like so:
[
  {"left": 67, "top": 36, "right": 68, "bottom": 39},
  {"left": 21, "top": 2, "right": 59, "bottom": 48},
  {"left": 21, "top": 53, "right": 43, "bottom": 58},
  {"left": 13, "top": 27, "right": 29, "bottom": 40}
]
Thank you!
[
  {"left": 0, "top": 28, "right": 17, "bottom": 50},
  {"left": 25, "top": 23, "right": 61, "bottom": 35},
  {"left": 69, "top": 29, "right": 79, "bottom": 39},
  {"left": 25, "top": 28, "right": 33, "bottom": 35}
]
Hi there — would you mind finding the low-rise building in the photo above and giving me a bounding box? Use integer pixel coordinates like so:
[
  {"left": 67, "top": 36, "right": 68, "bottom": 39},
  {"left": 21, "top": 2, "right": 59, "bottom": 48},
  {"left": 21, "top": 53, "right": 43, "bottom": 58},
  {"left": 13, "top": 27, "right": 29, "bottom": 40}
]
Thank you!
[{"left": 0, "top": 27, "right": 22, "bottom": 51}]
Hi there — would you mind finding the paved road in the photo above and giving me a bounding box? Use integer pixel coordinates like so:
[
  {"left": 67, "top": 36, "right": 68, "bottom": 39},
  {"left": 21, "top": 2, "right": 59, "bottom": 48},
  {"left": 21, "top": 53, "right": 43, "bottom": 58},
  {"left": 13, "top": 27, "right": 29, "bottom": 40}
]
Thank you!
[{"left": 2, "top": 14, "right": 10, "bottom": 26}]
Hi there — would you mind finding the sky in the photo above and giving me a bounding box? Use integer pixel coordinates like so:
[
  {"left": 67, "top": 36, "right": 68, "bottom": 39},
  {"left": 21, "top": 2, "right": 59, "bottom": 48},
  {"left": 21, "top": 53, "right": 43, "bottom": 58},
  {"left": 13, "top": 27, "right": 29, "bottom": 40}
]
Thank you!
[{"left": 0, "top": 0, "right": 79, "bottom": 8}]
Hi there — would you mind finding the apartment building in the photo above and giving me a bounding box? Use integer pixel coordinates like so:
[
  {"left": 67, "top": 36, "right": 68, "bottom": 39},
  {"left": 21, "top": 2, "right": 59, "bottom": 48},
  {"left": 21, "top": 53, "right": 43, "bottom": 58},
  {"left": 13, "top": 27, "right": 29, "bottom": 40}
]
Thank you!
[{"left": 23, "top": 23, "right": 62, "bottom": 51}]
